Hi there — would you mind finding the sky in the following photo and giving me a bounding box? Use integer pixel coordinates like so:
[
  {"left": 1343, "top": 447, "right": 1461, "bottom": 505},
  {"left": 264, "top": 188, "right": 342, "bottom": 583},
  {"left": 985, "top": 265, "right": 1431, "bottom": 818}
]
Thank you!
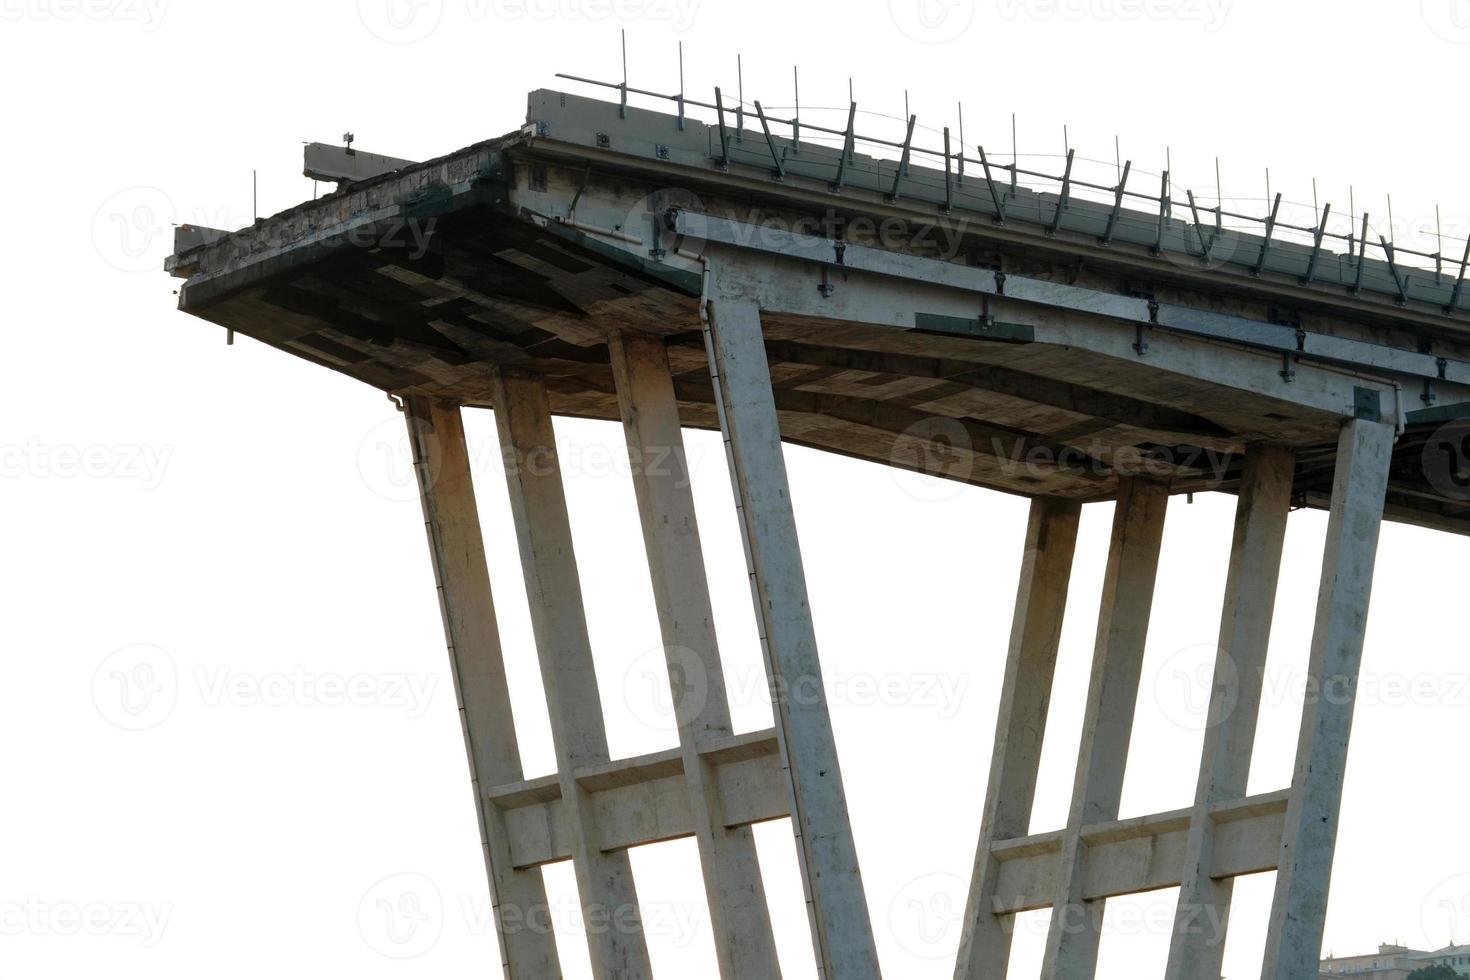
[{"left": 2, "top": 0, "right": 1470, "bottom": 977}]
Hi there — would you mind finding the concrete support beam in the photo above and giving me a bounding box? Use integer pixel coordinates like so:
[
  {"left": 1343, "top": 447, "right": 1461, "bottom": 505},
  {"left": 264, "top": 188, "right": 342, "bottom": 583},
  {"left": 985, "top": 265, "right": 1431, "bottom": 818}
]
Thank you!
[
  {"left": 704, "top": 296, "right": 883, "bottom": 979},
  {"left": 405, "top": 397, "right": 560, "bottom": 980},
  {"left": 987, "top": 789, "right": 1290, "bottom": 914},
  {"left": 1261, "top": 418, "right": 1396, "bottom": 979},
  {"left": 1041, "top": 477, "right": 1170, "bottom": 978},
  {"left": 608, "top": 330, "right": 783, "bottom": 980},
  {"left": 490, "top": 372, "right": 655, "bottom": 980},
  {"left": 955, "top": 497, "right": 1082, "bottom": 980},
  {"left": 487, "top": 728, "right": 789, "bottom": 868},
  {"left": 1165, "top": 444, "right": 1295, "bottom": 980}
]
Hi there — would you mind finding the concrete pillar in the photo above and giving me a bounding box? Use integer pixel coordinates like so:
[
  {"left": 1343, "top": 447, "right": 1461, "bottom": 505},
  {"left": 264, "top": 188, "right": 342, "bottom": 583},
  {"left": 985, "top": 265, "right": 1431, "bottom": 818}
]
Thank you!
[
  {"left": 1041, "top": 477, "right": 1170, "bottom": 979},
  {"left": 1164, "top": 445, "right": 1294, "bottom": 980},
  {"left": 1261, "top": 418, "right": 1395, "bottom": 979},
  {"left": 703, "top": 297, "right": 883, "bottom": 979},
  {"left": 608, "top": 331, "right": 783, "bottom": 980},
  {"left": 489, "top": 372, "right": 655, "bottom": 980},
  {"left": 404, "top": 397, "right": 561, "bottom": 979},
  {"left": 955, "top": 497, "right": 1083, "bottom": 980}
]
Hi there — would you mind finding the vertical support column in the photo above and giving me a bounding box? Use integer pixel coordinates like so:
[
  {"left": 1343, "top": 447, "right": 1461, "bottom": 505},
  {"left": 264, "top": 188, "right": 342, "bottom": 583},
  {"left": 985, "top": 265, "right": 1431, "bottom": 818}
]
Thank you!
[
  {"left": 1261, "top": 418, "right": 1395, "bottom": 979},
  {"left": 1041, "top": 477, "right": 1170, "bottom": 979},
  {"left": 404, "top": 397, "right": 561, "bottom": 980},
  {"left": 608, "top": 331, "right": 783, "bottom": 980},
  {"left": 1164, "top": 445, "right": 1294, "bottom": 980},
  {"left": 954, "top": 497, "right": 1083, "bottom": 980},
  {"left": 704, "top": 297, "right": 883, "bottom": 979},
  {"left": 489, "top": 372, "right": 655, "bottom": 980}
]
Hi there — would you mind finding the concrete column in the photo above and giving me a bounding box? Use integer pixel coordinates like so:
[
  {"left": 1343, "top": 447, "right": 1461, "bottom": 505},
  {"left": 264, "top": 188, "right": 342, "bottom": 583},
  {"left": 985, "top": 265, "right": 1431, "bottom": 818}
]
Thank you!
[
  {"left": 1041, "top": 477, "right": 1170, "bottom": 979},
  {"left": 404, "top": 397, "right": 560, "bottom": 980},
  {"left": 1163, "top": 445, "right": 1294, "bottom": 980},
  {"left": 955, "top": 497, "right": 1083, "bottom": 980},
  {"left": 489, "top": 372, "right": 655, "bottom": 980},
  {"left": 703, "top": 298, "right": 883, "bottom": 979},
  {"left": 608, "top": 331, "right": 783, "bottom": 980},
  {"left": 1261, "top": 418, "right": 1395, "bottom": 979}
]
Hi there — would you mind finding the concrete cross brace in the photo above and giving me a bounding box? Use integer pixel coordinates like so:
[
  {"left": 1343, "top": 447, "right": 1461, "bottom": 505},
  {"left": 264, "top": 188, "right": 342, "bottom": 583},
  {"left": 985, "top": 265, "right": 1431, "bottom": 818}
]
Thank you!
[{"left": 485, "top": 729, "right": 788, "bottom": 869}]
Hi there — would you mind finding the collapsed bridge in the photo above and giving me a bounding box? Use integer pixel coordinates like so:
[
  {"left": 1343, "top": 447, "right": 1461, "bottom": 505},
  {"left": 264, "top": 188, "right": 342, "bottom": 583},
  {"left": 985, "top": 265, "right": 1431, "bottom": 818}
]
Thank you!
[{"left": 165, "top": 79, "right": 1470, "bottom": 979}]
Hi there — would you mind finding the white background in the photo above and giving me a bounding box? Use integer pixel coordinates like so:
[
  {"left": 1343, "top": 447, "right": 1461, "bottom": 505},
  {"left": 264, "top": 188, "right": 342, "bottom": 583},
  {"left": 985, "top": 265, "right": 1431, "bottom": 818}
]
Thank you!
[{"left": 3, "top": 0, "right": 1470, "bottom": 976}]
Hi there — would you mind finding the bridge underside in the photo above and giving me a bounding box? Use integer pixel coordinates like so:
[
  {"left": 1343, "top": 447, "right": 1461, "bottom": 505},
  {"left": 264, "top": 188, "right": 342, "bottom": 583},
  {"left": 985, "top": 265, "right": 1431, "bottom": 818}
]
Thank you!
[
  {"left": 168, "top": 117, "right": 1470, "bottom": 533},
  {"left": 165, "top": 89, "right": 1470, "bottom": 980}
]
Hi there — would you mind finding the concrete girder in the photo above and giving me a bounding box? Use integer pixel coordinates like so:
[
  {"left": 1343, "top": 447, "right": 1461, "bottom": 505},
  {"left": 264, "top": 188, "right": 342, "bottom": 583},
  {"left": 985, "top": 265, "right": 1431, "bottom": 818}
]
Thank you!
[{"left": 704, "top": 295, "right": 884, "bottom": 979}]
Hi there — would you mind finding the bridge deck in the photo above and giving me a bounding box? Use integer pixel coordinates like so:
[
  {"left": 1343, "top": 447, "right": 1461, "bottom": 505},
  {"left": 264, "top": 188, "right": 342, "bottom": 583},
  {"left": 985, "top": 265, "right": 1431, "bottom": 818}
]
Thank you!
[{"left": 165, "top": 89, "right": 1470, "bottom": 535}]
